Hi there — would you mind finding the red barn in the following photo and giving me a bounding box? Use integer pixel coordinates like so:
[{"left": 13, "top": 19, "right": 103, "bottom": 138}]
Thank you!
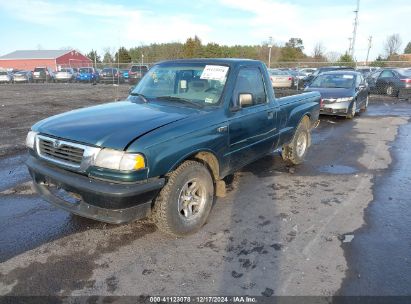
[{"left": 0, "top": 49, "right": 92, "bottom": 71}]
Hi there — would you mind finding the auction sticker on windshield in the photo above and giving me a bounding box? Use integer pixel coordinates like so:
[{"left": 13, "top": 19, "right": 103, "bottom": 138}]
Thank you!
[{"left": 200, "top": 65, "right": 229, "bottom": 81}]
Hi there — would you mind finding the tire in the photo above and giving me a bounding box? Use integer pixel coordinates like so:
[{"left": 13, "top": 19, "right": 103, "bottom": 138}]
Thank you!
[
  {"left": 360, "top": 95, "right": 369, "bottom": 112},
  {"left": 152, "top": 160, "right": 214, "bottom": 236},
  {"left": 346, "top": 100, "right": 357, "bottom": 119},
  {"left": 282, "top": 116, "right": 311, "bottom": 165},
  {"left": 386, "top": 85, "right": 395, "bottom": 97}
]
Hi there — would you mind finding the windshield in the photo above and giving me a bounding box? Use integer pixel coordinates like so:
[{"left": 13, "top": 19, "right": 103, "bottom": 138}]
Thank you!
[
  {"left": 102, "top": 68, "right": 116, "bottom": 73},
  {"left": 131, "top": 63, "right": 229, "bottom": 107},
  {"left": 34, "top": 68, "right": 45, "bottom": 72},
  {"left": 59, "top": 69, "right": 70, "bottom": 73},
  {"left": 0, "top": 72, "right": 7, "bottom": 75},
  {"left": 310, "top": 74, "right": 355, "bottom": 89},
  {"left": 268, "top": 69, "right": 289, "bottom": 76},
  {"left": 79, "top": 68, "right": 92, "bottom": 73}
]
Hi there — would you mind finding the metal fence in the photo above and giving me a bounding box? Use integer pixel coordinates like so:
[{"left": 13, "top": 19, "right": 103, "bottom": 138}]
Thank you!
[{"left": 58, "top": 60, "right": 411, "bottom": 71}]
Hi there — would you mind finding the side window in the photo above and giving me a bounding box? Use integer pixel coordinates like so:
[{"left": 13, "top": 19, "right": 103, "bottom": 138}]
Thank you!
[
  {"left": 356, "top": 75, "right": 362, "bottom": 87},
  {"left": 234, "top": 68, "right": 267, "bottom": 107}
]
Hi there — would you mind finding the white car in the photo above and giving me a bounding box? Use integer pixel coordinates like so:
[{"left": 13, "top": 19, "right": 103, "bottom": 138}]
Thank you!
[
  {"left": 55, "top": 68, "right": 75, "bottom": 82},
  {"left": 0, "top": 70, "right": 13, "bottom": 83},
  {"left": 268, "top": 69, "right": 293, "bottom": 88},
  {"left": 299, "top": 68, "right": 317, "bottom": 77}
]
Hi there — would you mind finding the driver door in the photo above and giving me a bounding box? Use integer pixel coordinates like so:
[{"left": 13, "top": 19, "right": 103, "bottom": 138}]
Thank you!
[{"left": 227, "top": 67, "right": 279, "bottom": 170}]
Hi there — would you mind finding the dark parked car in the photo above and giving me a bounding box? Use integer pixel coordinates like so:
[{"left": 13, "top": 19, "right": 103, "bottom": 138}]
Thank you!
[
  {"left": 13, "top": 70, "right": 33, "bottom": 83},
  {"left": 305, "top": 70, "right": 369, "bottom": 118},
  {"left": 356, "top": 66, "right": 377, "bottom": 78},
  {"left": 26, "top": 58, "right": 320, "bottom": 236},
  {"left": 128, "top": 65, "right": 148, "bottom": 84},
  {"left": 368, "top": 68, "right": 411, "bottom": 96},
  {"left": 303, "top": 66, "right": 355, "bottom": 86},
  {"left": 99, "top": 67, "right": 124, "bottom": 84},
  {"left": 288, "top": 70, "right": 307, "bottom": 88},
  {"left": 33, "top": 67, "right": 55, "bottom": 83}
]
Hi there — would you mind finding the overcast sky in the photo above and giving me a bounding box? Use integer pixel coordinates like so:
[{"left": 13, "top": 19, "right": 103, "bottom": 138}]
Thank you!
[{"left": 0, "top": 0, "right": 410, "bottom": 61}]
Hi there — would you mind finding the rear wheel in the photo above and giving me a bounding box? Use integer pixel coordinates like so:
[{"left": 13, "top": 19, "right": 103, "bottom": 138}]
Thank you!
[
  {"left": 152, "top": 160, "right": 214, "bottom": 236},
  {"left": 282, "top": 116, "right": 311, "bottom": 165}
]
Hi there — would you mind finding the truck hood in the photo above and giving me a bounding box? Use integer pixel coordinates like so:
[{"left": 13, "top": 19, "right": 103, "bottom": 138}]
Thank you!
[
  {"left": 305, "top": 87, "right": 354, "bottom": 99},
  {"left": 33, "top": 101, "right": 192, "bottom": 150}
]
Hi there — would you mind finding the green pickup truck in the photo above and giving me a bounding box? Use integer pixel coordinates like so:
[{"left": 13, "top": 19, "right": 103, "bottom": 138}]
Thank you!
[{"left": 26, "top": 59, "right": 320, "bottom": 236}]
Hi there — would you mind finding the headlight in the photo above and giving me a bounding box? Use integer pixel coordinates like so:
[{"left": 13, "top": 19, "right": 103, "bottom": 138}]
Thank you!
[
  {"left": 25, "top": 131, "right": 38, "bottom": 149},
  {"left": 94, "top": 149, "right": 146, "bottom": 171},
  {"left": 336, "top": 97, "right": 353, "bottom": 103}
]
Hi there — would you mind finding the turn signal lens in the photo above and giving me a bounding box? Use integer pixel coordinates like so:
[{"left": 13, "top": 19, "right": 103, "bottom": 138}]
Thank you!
[
  {"left": 119, "top": 153, "right": 146, "bottom": 171},
  {"left": 94, "top": 149, "right": 146, "bottom": 171}
]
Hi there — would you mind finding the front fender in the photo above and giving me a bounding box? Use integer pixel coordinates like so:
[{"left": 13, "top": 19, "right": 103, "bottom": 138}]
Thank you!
[{"left": 139, "top": 126, "right": 229, "bottom": 179}]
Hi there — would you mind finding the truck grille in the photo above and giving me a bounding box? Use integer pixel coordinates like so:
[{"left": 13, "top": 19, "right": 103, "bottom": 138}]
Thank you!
[{"left": 38, "top": 137, "right": 84, "bottom": 167}]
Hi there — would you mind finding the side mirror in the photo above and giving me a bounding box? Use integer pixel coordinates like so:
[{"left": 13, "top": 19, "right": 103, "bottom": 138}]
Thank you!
[
  {"left": 239, "top": 93, "right": 253, "bottom": 107},
  {"left": 128, "top": 86, "right": 136, "bottom": 94}
]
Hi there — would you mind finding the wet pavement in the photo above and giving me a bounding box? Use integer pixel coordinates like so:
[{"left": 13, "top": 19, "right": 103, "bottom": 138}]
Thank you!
[
  {"left": 338, "top": 121, "right": 411, "bottom": 296},
  {"left": 1, "top": 97, "right": 411, "bottom": 297}
]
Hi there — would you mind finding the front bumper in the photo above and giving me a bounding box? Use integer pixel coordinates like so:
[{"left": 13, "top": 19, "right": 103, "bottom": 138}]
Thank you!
[
  {"left": 77, "top": 75, "right": 95, "bottom": 81},
  {"left": 14, "top": 77, "right": 29, "bottom": 82},
  {"left": 55, "top": 76, "right": 72, "bottom": 81},
  {"left": 320, "top": 101, "right": 350, "bottom": 116},
  {"left": 26, "top": 156, "right": 165, "bottom": 224}
]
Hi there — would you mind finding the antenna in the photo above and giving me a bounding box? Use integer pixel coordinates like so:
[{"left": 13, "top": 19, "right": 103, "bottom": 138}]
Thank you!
[
  {"left": 350, "top": 0, "right": 360, "bottom": 59},
  {"left": 365, "top": 36, "right": 372, "bottom": 64}
]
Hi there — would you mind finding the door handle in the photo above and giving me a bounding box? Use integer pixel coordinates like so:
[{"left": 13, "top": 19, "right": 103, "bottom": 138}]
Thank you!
[
  {"left": 267, "top": 111, "right": 274, "bottom": 119},
  {"left": 217, "top": 126, "right": 228, "bottom": 133}
]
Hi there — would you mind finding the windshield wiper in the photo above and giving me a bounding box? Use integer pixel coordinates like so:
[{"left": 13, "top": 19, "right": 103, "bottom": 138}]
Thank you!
[
  {"left": 156, "top": 96, "right": 203, "bottom": 108},
  {"left": 129, "top": 92, "right": 148, "bottom": 103}
]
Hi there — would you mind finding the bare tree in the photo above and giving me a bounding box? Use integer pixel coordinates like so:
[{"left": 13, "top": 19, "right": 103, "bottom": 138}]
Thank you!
[
  {"left": 384, "top": 34, "right": 402, "bottom": 58},
  {"left": 325, "top": 51, "right": 341, "bottom": 63},
  {"left": 313, "top": 42, "right": 326, "bottom": 60}
]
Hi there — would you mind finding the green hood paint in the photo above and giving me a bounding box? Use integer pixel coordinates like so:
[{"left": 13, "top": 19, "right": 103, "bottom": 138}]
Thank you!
[{"left": 33, "top": 101, "right": 195, "bottom": 150}]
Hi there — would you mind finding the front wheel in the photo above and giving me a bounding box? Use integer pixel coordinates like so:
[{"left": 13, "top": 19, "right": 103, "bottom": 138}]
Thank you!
[
  {"left": 152, "top": 160, "right": 214, "bottom": 236},
  {"left": 360, "top": 95, "right": 369, "bottom": 112},
  {"left": 282, "top": 116, "right": 311, "bottom": 165},
  {"left": 346, "top": 100, "right": 357, "bottom": 119}
]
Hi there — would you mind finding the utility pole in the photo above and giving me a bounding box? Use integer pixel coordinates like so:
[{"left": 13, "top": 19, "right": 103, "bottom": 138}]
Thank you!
[
  {"left": 268, "top": 36, "right": 273, "bottom": 68},
  {"left": 350, "top": 0, "right": 360, "bottom": 59},
  {"left": 365, "top": 36, "right": 372, "bottom": 65},
  {"left": 348, "top": 38, "right": 353, "bottom": 54}
]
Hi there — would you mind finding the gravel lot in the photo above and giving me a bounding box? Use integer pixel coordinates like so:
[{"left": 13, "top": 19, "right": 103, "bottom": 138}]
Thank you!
[
  {"left": 0, "top": 84, "right": 411, "bottom": 299},
  {"left": 0, "top": 83, "right": 130, "bottom": 157}
]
